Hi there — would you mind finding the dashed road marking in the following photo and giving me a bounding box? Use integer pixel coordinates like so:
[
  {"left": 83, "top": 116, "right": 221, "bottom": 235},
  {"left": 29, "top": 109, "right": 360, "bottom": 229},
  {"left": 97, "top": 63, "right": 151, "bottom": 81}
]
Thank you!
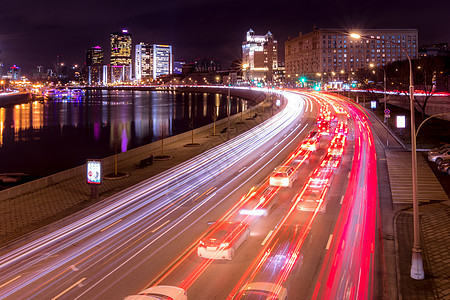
[
  {"left": 326, "top": 234, "right": 333, "bottom": 250},
  {"left": 262, "top": 230, "right": 273, "bottom": 246},
  {"left": 51, "top": 278, "right": 86, "bottom": 300}
]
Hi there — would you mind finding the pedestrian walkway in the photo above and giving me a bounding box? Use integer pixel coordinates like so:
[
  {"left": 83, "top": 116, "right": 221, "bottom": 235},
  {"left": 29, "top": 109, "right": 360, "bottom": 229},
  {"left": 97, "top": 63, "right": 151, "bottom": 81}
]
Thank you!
[
  {"left": 396, "top": 202, "right": 450, "bottom": 300},
  {"left": 386, "top": 150, "right": 449, "bottom": 204}
]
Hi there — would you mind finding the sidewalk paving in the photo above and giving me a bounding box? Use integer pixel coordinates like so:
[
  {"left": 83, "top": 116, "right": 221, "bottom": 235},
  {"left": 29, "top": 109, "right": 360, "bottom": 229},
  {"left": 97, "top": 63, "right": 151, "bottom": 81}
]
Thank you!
[{"left": 395, "top": 202, "right": 450, "bottom": 300}]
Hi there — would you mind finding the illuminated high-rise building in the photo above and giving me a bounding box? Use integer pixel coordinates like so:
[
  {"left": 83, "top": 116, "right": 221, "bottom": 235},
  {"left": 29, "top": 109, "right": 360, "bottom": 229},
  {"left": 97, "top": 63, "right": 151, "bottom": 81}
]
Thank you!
[
  {"left": 135, "top": 43, "right": 172, "bottom": 81},
  {"left": 9, "top": 65, "right": 20, "bottom": 80},
  {"left": 242, "top": 29, "right": 278, "bottom": 83},
  {"left": 86, "top": 46, "right": 104, "bottom": 66},
  {"left": 110, "top": 30, "right": 132, "bottom": 82},
  {"left": 173, "top": 61, "right": 185, "bottom": 75},
  {"left": 135, "top": 42, "right": 151, "bottom": 81},
  {"left": 285, "top": 27, "right": 418, "bottom": 84},
  {"left": 151, "top": 44, "right": 172, "bottom": 80},
  {"left": 86, "top": 46, "right": 104, "bottom": 85}
]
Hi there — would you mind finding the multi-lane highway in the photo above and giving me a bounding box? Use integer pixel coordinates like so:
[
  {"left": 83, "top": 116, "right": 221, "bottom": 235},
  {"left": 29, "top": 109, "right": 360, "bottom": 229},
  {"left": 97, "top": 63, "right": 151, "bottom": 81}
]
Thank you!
[{"left": 0, "top": 89, "right": 379, "bottom": 300}]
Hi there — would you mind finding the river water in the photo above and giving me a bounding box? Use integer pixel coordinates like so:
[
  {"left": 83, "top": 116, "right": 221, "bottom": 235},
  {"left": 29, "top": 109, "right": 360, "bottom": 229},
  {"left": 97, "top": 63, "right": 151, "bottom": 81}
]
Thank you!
[{"left": 0, "top": 90, "right": 248, "bottom": 178}]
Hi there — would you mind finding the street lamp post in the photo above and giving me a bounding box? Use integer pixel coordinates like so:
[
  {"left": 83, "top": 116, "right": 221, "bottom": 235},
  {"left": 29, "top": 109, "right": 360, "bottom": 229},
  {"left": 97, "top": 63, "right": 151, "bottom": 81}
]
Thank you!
[
  {"left": 351, "top": 33, "right": 424, "bottom": 280},
  {"left": 370, "top": 63, "right": 388, "bottom": 146}
]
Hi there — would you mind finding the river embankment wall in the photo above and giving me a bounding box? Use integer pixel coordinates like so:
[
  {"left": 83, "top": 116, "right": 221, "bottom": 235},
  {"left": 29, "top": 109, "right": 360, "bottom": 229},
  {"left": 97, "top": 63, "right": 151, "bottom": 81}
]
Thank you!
[{"left": 0, "top": 93, "right": 32, "bottom": 107}]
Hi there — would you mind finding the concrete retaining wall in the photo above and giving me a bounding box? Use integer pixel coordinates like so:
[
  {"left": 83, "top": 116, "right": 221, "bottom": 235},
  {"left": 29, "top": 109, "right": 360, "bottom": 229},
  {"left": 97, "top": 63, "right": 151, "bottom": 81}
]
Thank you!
[
  {"left": 352, "top": 91, "right": 450, "bottom": 121},
  {"left": 385, "top": 95, "right": 450, "bottom": 121},
  {"left": 0, "top": 88, "right": 267, "bottom": 201}
]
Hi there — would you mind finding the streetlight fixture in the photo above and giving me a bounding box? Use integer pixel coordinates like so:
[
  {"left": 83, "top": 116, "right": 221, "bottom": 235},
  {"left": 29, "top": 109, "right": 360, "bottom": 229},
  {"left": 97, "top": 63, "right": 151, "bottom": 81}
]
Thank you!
[{"left": 351, "top": 32, "right": 424, "bottom": 280}]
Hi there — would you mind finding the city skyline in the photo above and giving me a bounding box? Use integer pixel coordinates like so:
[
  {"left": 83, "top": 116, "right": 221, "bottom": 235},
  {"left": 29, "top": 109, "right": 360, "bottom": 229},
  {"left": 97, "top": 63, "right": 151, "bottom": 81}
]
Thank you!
[{"left": 1, "top": 0, "right": 450, "bottom": 74}]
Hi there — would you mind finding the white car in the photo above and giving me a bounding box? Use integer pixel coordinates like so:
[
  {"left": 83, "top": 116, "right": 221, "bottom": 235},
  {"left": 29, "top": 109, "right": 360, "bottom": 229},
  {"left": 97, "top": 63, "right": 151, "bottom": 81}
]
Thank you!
[
  {"left": 430, "top": 144, "right": 450, "bottom": 153},
  {"left": 269, "top": 166, "right": 297, "bottom": 187},
  {"left": 239, "top": 187, "right": 278, "bottom": 217},
  {"left": 123, "top": 285, "right": 187, "bottom": 300},
  {"left": 428, "top": 149, "right": 450, "bottom": 164},
  {"left": 198, "top": 221, "right": 250, "bottom": 260},
  {"left": 232, "top": 282, "right": 288, "bottom": 300}
]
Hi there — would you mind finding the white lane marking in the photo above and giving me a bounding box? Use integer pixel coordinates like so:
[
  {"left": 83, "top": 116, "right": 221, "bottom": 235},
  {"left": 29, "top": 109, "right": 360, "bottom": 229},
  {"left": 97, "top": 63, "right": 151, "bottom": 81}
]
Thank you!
[
  {"left": 187, "top": 193, "right": 199, "bottom": 201},
  {"left": 71, "top": 265, "right": 79, "bottom": 271},
  {"left": 274, "top": 142, "right": 279, "bottom": 146},
  {"left": 340, "top": 195, "right": 344, "bottom": 205},
  {"left": 326, "top": 234, "right": 333, "bottom": 250},
  {"left": 259, "top": 152, "right": 266, "bottom": 157},
  {"left": 151, "top": 220, "right": 171, "bottom": 233},
  {"left": 100, "top": 219, "right": 122, "bottom": 232},
  {"left": 0, "top": 275, "right": 21, "bottom": 289},
  {"left": 262, "top": 230, "right": 274, "bottom": 246},
  {"left": 51, "top": 278, "right": 86, "bottom": 300},
  {"left": 238, "top": 167, "right": 247, "bottom": 173},
  {"left": 205, "top": 188, "right": 216, "bottom": 195}
]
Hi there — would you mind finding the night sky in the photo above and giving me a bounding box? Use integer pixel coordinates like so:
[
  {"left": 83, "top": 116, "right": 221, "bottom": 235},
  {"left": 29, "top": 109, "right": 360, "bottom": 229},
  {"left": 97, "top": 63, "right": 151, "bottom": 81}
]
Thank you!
[{"left": 1, "top": 0, "right": 449, "bottom": 74}]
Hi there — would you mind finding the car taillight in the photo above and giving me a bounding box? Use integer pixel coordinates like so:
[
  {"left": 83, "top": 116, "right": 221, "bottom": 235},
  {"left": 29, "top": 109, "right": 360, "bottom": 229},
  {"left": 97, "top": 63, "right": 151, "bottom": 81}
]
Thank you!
[
  {"left": 220, "top": 242, "right": 229, "bottom": 248},
  {"left": 199, "top": 241, "right": 205, "bottom": 246}
]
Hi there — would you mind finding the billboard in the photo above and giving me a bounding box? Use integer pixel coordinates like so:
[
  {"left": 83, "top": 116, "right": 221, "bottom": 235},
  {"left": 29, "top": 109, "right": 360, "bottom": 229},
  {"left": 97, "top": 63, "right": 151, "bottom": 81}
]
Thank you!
[
  {"left": 87, "top": 160, "right": 102, "bottom": 184},
  {"left": 396, "top": 116, "right": 406, "bottom": 128}
]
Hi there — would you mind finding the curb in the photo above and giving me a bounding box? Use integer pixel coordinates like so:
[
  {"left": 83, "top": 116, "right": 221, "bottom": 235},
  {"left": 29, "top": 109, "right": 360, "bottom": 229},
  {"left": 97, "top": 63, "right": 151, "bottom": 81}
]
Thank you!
[{"left": 393, "top": 209, "right": 404, "bottom": 300}]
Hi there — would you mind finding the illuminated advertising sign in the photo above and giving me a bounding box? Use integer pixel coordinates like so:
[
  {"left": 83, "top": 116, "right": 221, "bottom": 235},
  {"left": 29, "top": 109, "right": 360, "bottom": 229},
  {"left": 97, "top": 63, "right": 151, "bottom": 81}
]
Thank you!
[
  {"left": 396, "top": 115, "right": 406, "bottom": 128},
  {"left": 276, "top": 99, "right": 281, "bottom": 106},
  {"left": 87, "top": 160, "right": 102, "bottom": 185},
  {"left": 371, "top": 101, "right": 377, "bottom": 109}
]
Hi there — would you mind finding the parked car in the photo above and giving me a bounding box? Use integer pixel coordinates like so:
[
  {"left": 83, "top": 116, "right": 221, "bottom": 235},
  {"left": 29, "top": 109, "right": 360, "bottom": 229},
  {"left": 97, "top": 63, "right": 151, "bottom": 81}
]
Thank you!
[
  {"left": 428, "top": 149, "right": 450, "bottom": 164},
  {"left": 231, "top": 282, "right": 288, "bottom": 300},
  {"left": 269, "top": 166, "right": 297, "bottom": 187},
  {"left": 123, "top": 285, "right": 187, "bottom": 300},
  {"left": 437, "top": 160, "right": 450, "bottom": 175},
  {"left": 198, "top": 221, "right": 250, "bottom": 260},
  {"left": 430, "top": 144, "right": 450, "bottom": 153}
]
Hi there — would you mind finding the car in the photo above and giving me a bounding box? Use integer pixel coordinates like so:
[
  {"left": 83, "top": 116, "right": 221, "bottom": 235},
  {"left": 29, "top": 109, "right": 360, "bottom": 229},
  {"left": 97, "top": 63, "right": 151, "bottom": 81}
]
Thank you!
[
  {"left": 428, "top": 149, "right": 450, "bottom": 164},
  {"left": 265, "top": 225, "right": 311, "bottom": 274},
  {"left": 318, "top": 120, "right": 330, "bottom": 135},
  {"left": 320, "top": 153, "right": 341, "bottom": 169},
  {"left": 198, "top": 221, "right": 250, "bottom": 260},
  {"left": 231, "top": 282, "right": 288, "bottom": 300},
  {"left": 123, "top": 285, "right": 187, "bottom": 300},
  {"left": 239, "top": 186, "right": 278, "bottom": 217},
  {"left": 297, "top": 169, "right": 332, "bottom": 212},
  {"left": 300, "top": 137, "right": 320, "bottom": 151},
  {"left": 301, "top": 131, "right": 321, "bottom": 151},
  {"left": 430, "top": 144, "right": 450, "bottom": 153},
  {"left": 437, "top": 160, "right": 450, "bottom": 175},
  {"left": 328, "top": 138, "right": 346, "bottom": 157},
  {"left": 269, "top": 166, "right": 297, "bottom": 187},
  {"left": 306, "top": 130, "right": 319, "bottom": 139},
  {"left": 334, "top": 122, "right": 348, "bottom": 136}
]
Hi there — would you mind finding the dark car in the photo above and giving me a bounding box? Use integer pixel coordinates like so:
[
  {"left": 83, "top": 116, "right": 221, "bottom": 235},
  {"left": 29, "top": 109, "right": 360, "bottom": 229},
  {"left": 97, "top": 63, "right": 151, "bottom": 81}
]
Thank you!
[{"left": 437, "top": 160, "right": 450, "bottom": 175}]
